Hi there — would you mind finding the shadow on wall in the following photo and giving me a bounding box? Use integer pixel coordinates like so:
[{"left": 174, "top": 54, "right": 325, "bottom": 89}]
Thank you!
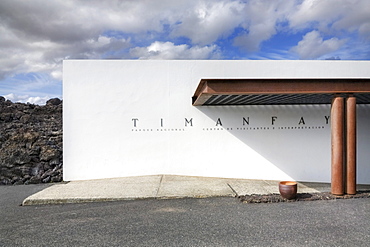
[
  {"left": 357, "top": 105, "right": 370, "bottom": 184},
  {"left": 194, "top": 104, "right": 370, "bottom": 184}
]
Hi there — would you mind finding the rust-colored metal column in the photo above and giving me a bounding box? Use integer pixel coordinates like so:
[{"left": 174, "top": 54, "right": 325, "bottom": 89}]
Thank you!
[
  {"left": 346, "top": 96, "right": 357, "bottom": 195},
  {"left": 331, "top": 96, "right": 344, "bottom": 195}
]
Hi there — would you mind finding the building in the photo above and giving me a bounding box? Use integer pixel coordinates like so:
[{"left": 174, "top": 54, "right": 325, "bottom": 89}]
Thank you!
[{"left": 63, "top": 60, "right": 370, "bottom": 195}]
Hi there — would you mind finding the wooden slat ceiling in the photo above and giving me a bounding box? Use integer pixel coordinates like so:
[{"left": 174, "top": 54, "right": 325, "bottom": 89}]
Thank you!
[{"left": 192, "top": 79, "right": 370, "bottom": 106}]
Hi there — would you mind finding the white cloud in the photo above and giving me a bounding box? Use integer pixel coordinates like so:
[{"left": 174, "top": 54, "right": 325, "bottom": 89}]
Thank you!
[
  {"left": 291, "top": 30, "right": 346, "bottom": 59},
  {"left": 233, "top": 0, "right": 294, "bottom": 52},
  {"left": 0, "top": 72, "right": 62, "bottom": 104},
  {"left": 171, "top": 1, "right": 245, "bottom": 45},
  {"left": 130, "top": 41, "right": 221, "bottom": 59},
  {"left": 0, "top": 0, "right": 161, "bottom": 81},
  {"left": 289, "top": 0, "right": 342, "bottom": 30},
  {"left": 4, "top": 93, "right": 52, "bottom": 105},
  {"left": 332, "top": 0, "right": 370, "bottom": 40},
  {"left": 289, "top": 0, "right": 370, "bottom": 39},
  {"left": 0, "top": 29, "right": 131, "bottom": 81}
]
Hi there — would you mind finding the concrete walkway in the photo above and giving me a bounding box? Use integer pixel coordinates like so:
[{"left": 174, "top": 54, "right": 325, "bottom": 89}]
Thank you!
[{"left": 22, "top": 175, "right": 370, "bottom": 205}]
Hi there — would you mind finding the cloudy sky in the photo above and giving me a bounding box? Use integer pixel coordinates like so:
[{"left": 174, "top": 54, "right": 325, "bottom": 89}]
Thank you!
[{"left": 1, "top": 0, "right": 370, "bottom": 104}]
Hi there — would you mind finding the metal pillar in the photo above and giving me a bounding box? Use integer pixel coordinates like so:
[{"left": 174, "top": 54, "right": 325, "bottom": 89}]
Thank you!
[
  {"left": 346, "top": 96, "right": 357, "bottom": 195},
  {"left": 331, "top": 96, "right": 344, "bottom": 195}
]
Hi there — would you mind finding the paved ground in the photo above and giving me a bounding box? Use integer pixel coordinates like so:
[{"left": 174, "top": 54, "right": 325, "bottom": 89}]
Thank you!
[
  {"left": 22, "top": 175, "right": 366, "bottom": 205},
  {"left": 1, "top": 183, "right": 370, "bottom": 247}
]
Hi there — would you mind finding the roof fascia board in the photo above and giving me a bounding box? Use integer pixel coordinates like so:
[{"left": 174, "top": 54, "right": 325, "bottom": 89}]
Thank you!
[{"left": 192, "top": 78, "right": 370, "bottom": 106}]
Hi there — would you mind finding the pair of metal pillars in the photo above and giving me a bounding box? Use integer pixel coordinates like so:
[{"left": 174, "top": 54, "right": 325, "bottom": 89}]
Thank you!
[{"left": 331, "top": 95, "right": 356, "bottom": 195}]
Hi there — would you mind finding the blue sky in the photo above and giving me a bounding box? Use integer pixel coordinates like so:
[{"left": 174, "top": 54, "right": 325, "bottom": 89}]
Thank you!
[{"left": 0, "top": 0, "right": 369, "bottom": 104}]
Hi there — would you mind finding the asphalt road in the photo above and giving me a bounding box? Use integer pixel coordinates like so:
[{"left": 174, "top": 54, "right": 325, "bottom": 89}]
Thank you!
[{"left": 1, "top": 184, "right": 370, "bottom": 247}]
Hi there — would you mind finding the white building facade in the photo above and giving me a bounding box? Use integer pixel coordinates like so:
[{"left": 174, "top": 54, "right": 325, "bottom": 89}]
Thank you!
[{"left": 63, "top": 60, "right": 370, "bottom": 184}]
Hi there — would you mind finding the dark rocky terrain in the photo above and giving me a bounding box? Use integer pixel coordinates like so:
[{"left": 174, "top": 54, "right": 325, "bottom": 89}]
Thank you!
[
  {"left": 0, "top": 96, "right": 62, "bottom": 185},
  {"left": 239, "top": 191, "right": 370, "bottom": 203}
]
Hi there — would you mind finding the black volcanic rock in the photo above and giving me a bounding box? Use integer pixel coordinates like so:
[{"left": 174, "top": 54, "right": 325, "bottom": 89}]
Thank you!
[
  {"left": 46, "top": 98, "right": 62, "bottom": 106},
  {"left": 0, "top": 97, "right": 63, "bottom": 185}
]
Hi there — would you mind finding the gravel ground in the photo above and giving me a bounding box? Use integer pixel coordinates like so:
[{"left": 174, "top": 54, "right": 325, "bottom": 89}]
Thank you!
[{"left": 239, "top": 190, "right": 370, "bottom": 203}]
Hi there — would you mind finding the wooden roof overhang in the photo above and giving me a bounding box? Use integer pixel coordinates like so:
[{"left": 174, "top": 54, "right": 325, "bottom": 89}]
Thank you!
[{"left": 192, "top": 79, "right": 370, "bottom": 106}]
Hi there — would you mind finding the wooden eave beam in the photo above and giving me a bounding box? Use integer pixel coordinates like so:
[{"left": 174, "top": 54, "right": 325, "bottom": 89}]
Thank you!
[{"left": 192, "top": 79, "right": 370, "bottom": 105}]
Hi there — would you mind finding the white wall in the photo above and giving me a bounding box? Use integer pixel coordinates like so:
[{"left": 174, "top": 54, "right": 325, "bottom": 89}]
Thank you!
[{"left": 63, "top": 60, "right": 370, "bottom": 183}]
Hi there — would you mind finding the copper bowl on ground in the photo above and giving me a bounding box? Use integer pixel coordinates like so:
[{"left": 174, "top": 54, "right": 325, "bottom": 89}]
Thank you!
[{"left": 279, "top": 181, "right": 297, "bottom": 200}]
